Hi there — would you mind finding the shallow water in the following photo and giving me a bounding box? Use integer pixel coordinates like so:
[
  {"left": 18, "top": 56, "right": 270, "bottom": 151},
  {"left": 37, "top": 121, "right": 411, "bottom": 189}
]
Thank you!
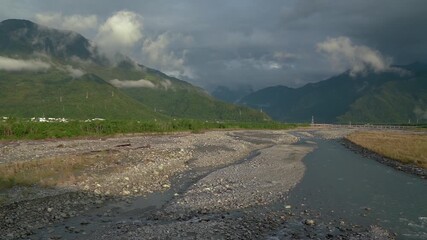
[
  {"left": 32, "top": 150, "right": 261, "bottom": 239},
  {"left": 288, "top": 138, "right": 427, "bottom": 239}
]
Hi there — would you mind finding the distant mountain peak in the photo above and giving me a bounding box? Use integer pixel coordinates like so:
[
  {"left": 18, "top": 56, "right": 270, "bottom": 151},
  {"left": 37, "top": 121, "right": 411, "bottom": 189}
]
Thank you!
[
  {"left": 0, "top": 19, "right": 99, "bottom": 62},
  {"left": 240, "top": 63, "right": 427, "bottom": 123}
]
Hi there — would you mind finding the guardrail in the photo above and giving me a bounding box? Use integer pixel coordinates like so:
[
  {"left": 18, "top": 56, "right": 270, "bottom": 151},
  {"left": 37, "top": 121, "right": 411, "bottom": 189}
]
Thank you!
[{"left": 311, "top": 124, "right": 417, "bottom": 129}]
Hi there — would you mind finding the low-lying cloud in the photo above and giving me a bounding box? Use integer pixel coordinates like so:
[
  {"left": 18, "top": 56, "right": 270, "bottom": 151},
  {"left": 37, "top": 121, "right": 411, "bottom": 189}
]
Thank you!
[
  {"left": 414, "top": 107, "right": 427, "bottom": 120},
  {"left": 317, "top": 36, "right": 393, "bottom": 76},
  {"left": 96, "top": 11, "right": 143, "bottom": 54},
  {"left": 142, "top": 33, "right": 195, "bottom": 79},
  {"left": 65, "top": 65, "right": 85, "bottom": 78},
  {"left": 0, "top": 56, "right": 50, "bottom": 71},
  {"left": 35, "top": 13, "right": 98, "bottom": 32},
  {"left": 110, "top": 79, "right": 155, "bottom": 88}
]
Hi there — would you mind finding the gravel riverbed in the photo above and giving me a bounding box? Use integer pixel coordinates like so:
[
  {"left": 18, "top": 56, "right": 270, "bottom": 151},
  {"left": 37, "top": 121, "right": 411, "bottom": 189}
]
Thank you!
[{"left": 0, "top": 129, "right": 394, "bottom": 239}]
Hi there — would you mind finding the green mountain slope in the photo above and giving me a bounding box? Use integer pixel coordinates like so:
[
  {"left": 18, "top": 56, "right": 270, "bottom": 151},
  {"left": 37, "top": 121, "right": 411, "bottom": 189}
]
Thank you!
[
  {"left": 240, "top": 63, "right": 427, "bottom": 124},
  {"left": 0, "top": 19, "right": 268, "bottom": 121},
  {"left": 0, "top": 69, "right": 161, "bottom": 120}
]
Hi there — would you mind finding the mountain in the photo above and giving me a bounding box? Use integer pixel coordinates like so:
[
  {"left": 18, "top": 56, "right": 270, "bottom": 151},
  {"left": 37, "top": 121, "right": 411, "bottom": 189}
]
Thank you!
[
  {"left": 0, "top": 19, "right": 268, "bottom": 121},
  {"left": 0, "top": 70, "right": 159, "bottom": 120},
  {"left": 240, "top": 63, "right": 427, "bottom": 124},
  {"left": 211, "top": 85, "right": 253, "bottom": 103}
]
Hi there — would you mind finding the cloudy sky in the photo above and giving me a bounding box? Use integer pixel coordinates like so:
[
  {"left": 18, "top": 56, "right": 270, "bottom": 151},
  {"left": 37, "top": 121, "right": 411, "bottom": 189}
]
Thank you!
[{"left": 1, "top": 0, "right": 426, "bottom": 90}]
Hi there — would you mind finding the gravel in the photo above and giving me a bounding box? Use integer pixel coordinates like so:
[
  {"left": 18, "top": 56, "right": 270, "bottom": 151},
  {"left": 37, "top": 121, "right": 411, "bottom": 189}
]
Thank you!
[{"left": 0, "top": 129, "right": 396, "bottom": 239}]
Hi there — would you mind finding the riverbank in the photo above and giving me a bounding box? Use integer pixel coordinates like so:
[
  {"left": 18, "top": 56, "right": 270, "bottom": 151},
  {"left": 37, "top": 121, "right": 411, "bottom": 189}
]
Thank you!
[
  {"left": 343, "top": 131, "right": 427, "bottom": 178},
  {"left": 342, "top": 138, "right": 427, "bottom": 179}
]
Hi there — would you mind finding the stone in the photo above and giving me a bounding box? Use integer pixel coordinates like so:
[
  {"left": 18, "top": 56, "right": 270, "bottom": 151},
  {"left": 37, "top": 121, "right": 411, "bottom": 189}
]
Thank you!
[
  {"left": 80, "top": 220, "right": 90, "bottom": 225},
  {"left": 304, "top": 219, "right": 315, "bottom": 226}
]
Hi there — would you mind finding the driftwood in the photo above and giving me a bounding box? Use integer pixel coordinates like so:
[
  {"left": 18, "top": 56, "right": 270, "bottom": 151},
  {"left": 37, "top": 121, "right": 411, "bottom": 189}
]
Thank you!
[{"left": 115, "top": 143, "right": 132, "bottom": 147}]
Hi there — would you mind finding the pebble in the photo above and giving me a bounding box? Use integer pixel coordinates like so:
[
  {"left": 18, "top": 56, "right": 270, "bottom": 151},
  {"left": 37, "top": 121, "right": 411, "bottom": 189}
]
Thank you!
[
  {"left": 0, "top": 130, "right": 394, "bottom": 240},
  {"left": 304, "top": 219, "right": 315, "bottom": 226}
]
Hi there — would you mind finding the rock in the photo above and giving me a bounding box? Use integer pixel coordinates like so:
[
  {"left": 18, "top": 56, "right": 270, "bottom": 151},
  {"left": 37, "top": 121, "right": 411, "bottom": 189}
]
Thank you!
[
  {"left": 80, "top": 220, "right": 90, "bottom": 225},
  {"left": 5, "top": 218, "right": 14, "bottom": 224},
  {"left": 304, "top": 219, "right": 315, "bottom": 226}
]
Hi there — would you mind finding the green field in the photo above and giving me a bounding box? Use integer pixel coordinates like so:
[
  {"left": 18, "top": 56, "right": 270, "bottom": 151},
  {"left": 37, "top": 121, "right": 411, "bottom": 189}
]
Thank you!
[{"left": 0, "top": 118, "right": 303, "bottom": 140}]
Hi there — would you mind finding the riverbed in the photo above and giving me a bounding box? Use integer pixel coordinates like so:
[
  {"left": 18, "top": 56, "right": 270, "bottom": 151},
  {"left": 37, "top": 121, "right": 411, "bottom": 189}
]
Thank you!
[{"left": 1, "top": 128, "right": 424, "bottom": 239}]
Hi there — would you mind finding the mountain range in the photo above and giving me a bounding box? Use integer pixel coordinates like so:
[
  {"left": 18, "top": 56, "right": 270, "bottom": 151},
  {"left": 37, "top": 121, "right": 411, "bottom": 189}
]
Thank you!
[
  {"left": 0, "top": 19, "right": 268, "bottom": 121},
  {"left": 239, "top": 63, "right": 427, "bottom": 124}
]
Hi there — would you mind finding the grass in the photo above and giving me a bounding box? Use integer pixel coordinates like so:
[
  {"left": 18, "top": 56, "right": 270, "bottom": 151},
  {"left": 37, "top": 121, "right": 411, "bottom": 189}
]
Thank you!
[
  {"left": 0, "top": 119, "right": 303, "bottom": 140},
  {"left": 346, "top": 131, "right": 427, "bottom": 169},
  {"left": 0, "top": 152, "right": 115, "bottom": 191}
]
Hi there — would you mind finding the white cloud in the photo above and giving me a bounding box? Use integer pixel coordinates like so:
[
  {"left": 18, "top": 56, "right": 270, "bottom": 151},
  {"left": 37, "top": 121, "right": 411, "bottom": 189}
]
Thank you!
[
  {"left": 65, "top": 65, "right": 85, "bottom": 78},
  {"left": 96, "top": 11, "right": 143, "bottom": 54},
  {"left": 141, "top": 33, "right": 195, "bottom": 79},
  {"left": 110, "top": 79, "right": 156, "bottom": 88},
  {"left": 35, "top": 13, "right": 98, "bottom": 32},
  {"left": 414, "top": 107, "right": 427, "bottom": 120},
  {"left": 0, "top": 56, "right": 50, "bottom": 71},
  {"left": 225, "top": 58, "right": 282, "bottom": 71},
  {"left": 160, "top": 79, "right": 172, "bottom": 90},
  {"left": 273, "top": 51, "right": 299, "bottom": 61},
  {"left": 317, "top": 36, "right": 393, "bottom": 76}
]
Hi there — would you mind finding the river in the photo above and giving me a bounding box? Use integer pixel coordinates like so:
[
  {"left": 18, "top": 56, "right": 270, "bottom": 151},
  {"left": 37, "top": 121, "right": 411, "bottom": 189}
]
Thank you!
[{"left": 288, "top": 137, "right": 427, "bottom": 239}]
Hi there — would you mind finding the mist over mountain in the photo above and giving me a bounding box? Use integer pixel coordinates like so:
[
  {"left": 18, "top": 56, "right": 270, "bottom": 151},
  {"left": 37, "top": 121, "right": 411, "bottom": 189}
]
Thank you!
[
  {"left": 0, "top": 19, "right": 268, "bottom": 121},
  {"left": 211, "top": 85, "right": 254, "bottom": 103},
  {"left": 239, "top": 63, "right": 427, "bottom": 124}
]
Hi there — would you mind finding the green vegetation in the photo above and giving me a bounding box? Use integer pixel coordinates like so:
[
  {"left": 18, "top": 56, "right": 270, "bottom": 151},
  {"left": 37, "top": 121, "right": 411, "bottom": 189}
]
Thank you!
[
  {"left": 241, "top": 62, "right": 427, "bottom": 124},
  {"left": 0, "top": 118, "right": 303, "bottom": 140},
  {"left": 0, "top": 69, "right": 164, "bottom": 120},
  {"left": 0, "top": 19, "right": 269, "bottom": 122}
]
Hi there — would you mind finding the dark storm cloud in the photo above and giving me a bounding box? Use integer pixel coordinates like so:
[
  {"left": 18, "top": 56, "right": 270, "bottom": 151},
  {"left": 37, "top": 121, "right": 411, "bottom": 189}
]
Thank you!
[{"left": 1, "top": 0, "right": 426, "bottom": 90}]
